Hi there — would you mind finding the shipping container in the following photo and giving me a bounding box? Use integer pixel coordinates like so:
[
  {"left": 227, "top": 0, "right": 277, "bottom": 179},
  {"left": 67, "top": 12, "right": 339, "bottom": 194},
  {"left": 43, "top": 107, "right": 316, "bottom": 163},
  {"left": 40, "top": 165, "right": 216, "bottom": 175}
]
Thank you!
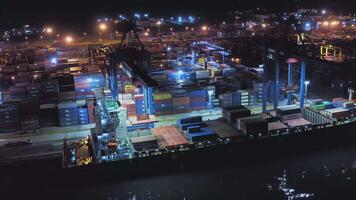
[
  {"left": 0, "top": 105, "right": 19, "bottom": 133},
  {"left": 239, "top": 117, "right": 268, "bottom": 136},
  {"left": 40, "top": 103, "right": 58, "bottom": 127},
  {"left": 222, "top": 105, "right": 251, "bottom": 124}
]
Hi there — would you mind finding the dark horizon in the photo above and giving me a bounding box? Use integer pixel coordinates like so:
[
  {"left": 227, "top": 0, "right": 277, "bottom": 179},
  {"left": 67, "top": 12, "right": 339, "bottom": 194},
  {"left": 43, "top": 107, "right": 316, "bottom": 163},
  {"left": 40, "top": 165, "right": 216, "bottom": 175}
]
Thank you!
[{"left": 0, "top": 0, "right": 355, "bottom": 32}]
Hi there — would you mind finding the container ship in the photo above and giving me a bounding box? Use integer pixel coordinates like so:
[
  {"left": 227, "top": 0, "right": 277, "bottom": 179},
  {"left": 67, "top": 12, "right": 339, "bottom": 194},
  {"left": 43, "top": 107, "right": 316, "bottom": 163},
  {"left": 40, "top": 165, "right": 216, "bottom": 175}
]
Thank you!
[{"left": 62, "top": 92, "right": 356, "bottom": 172}]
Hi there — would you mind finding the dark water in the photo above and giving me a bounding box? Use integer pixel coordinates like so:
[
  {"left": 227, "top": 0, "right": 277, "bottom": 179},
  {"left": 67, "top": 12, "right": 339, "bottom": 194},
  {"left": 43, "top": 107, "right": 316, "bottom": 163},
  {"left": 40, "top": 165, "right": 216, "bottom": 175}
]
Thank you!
[
  {"left": 72, "top": 145, "right": 356, "bottom": 200},
  {"left": 3, "top": 142, "right": 356, "bottom": 200}
]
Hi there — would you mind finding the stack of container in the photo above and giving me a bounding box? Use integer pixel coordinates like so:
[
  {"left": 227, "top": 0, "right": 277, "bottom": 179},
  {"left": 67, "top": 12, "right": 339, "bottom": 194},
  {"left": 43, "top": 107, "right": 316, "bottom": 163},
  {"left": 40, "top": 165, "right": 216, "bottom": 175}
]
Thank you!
[
  {"left": 172, "top": 93, "right": 190, "bottom": 114},
  {"left": 58, "top": 74, "right": 75, "bottom": 93},
  {"left": 122, "top": 100, "right": 136, "bottom": 117},
  {"left": 195, "top": 70, "right": 210, "bottom": 79},
  {"left": 342, "top": 102, "right": 355, "bottom": 109},
  {"left": 154, "top": 92, "right": 173, "bottom": 116},
  {"left": 87, "top": 65, "right": 101, "bottom": 73},
  {"left": 134, "top": 94, "right": 147, "bottom": 119},
  {"left": 332, "top": 97, "right": 348, "bottom": 108},
  {"left": 180, "top": 71, "right": 196, "bottom": 81},
  {"left": 311, "top": 99, "right": 325, "bottom": 110},
  {"left": 58, "top": 101, "right": 79, "bottom": 127},
  {"left": 253, "top": 83, "right": 263, "bottom": 104},
  {"left": 235, "top": 90, "right": 250, "bottom": 106},
  {"left": 86, "top": 99, "right": 95, "bottom": 123},
  {"left": 150, "top": 72, "right": 167, "bottom": 82},
  {"left": 178, "top": 116, "right": 203, "bottom": 131},
  {"left": 222, "top": 105, "right": 251, "bottom": 125},
  {"left": 20, "top": 100, "right": 40, "bottom": 130},
  {"left": 74, "top": 75, "right": 92, "bottom": 99},
  {"left": 276, "top": 105, "right": 302, "bottom": 121},
  {"left": 40, "top": 103, "right": 58, "bottom": 127},
  {"left": 124, "top": 84, "right": 135, "bottom": 94},
  {"left": 167, "top": 72, "right": 180, "bottom": 82},
  {"left": 222, "top": 67, "right": 237, "bottom": 77},
  {"left": 189, "top": 89, "right": 206, "bottom": 111},
  {"left": 77, "top": 107, "right": 89, "bottom": 125},
  {"left": 219, "top": 93, "right": 233, "bottom": 108},
  {"left": 325, "top": 108, "right": 351, "bottom": 121},
  {"left": 219, "top": 90, "right": 249, "bottom": 108},
  {"left": 9, "top": 86, "right": 26, "bottom": 101},
  {"left": 323, "top": 101, "right": 335, "bottom": 110},
  {"left": 0, "top": 105, "right": 19, "bottom": 133},
  {"left": 210, "top": 69, "right": 221, "bottom": 77},
  {"left": 26, "top": 83, "right": 42, "bottom": 99},
  {"left": 239, "top": 117, "right": 268, "bottom": 136},
  {"left": 88, "top": 73, "right": 105, "bottom": 88},
  {"left": 41, "top": 80, "right": 58, "bottom": 103}
]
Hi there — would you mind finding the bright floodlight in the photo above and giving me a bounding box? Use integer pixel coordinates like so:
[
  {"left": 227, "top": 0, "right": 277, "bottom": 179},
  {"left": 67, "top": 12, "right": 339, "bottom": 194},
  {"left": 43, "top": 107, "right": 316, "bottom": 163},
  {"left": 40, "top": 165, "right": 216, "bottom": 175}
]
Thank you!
[
  {"left": 305, "top": 80, "right": 310, "bottom": 85},
  {"left": 65, "top": 36, "right": 73, "bottom": 43},
  {"left": 99, "top": 23, "right": 107, "bottom": 31},
  {"left": 51, "top": 58, "right": 57, "bottom": 64},
  {"left": 46, "top": 27, "right": 53, "bottom": 34}
]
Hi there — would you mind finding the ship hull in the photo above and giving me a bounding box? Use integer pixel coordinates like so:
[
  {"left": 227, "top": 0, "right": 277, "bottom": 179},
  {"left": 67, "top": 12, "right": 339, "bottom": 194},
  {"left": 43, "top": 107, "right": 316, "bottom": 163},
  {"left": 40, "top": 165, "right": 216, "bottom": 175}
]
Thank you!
[{"left": 65, "top": 121, "right": 356, "bottom": 180}]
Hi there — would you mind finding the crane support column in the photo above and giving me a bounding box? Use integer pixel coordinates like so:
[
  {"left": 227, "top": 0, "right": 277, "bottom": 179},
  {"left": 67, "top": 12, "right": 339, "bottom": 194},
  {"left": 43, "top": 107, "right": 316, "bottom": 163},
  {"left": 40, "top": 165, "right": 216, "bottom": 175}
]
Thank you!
[
  {"left": 109, "top": 54, "right": 119, "bottom": 100},
  {"left": 299, "top": 60, "right": 306, "bottom": 108},
  {"left": 274, "top": 59, "right": 280, "bottom": 109},
  {"left": 287, "top": 63, "right": 293, "bottom": 105}
]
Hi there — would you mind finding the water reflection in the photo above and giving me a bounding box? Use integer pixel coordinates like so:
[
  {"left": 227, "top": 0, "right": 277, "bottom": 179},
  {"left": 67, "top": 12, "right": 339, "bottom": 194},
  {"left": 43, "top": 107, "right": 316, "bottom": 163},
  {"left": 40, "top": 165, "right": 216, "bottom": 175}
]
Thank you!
[
  {"left": 77, "top": 146, "right": 356, "bottom": 200},
  {"left": 267, "top": 170, "right": 314, "bottom": 199}
]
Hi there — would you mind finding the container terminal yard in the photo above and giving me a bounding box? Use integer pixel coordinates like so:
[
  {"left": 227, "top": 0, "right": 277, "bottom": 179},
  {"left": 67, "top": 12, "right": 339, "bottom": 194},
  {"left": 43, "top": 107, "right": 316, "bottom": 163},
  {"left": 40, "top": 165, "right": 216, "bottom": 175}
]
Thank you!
[{"left": 0, "top": 9, "right": 356, "bottom": 171}]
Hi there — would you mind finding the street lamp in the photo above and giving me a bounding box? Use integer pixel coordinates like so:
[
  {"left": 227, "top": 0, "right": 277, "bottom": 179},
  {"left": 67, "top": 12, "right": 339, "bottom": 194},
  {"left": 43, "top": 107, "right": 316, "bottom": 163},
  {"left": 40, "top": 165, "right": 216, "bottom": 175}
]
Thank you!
[
  {"left": 304, "top": 80, "right": 310, "bottom": 104},
  {"left": 65, "top": 36, "right": 74, "bottom": 44},
  {"left": 156, "top": 21, "right": 162, "bottom": 35},
  {"left": 99, "top": 23, "right": 107, "bottom": 31},
  {"left": 46, "top": 27, "right": 53, "bottom": 34}
]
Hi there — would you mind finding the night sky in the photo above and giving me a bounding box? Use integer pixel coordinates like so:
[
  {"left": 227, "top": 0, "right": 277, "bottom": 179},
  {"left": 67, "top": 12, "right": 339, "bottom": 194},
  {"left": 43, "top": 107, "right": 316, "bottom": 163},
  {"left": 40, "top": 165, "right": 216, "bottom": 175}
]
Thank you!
[{"left": 0, "top": 0, "right": 355, "bottom": 31}]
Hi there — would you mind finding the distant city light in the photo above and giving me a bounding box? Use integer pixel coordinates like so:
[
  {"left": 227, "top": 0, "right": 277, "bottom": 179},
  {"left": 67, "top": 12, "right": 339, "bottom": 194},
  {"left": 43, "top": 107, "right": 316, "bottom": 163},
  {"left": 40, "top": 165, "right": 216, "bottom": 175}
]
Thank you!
[
  {"left": 178, "top": 16, "right": 182, "bottom": 23},
  {"left": 321, "top": 9, "right": 326, "bottom": 14},
  {"left": 156, "top": 21, "right": 162, "bottom": 25},
  {"left": 330, "top": 21, "right": 339, "bottom": 26},
  {"left": 144, "top": 32, "right": 149, "bottom": 36},
  {"left": 65, "top": 36, "right": 73, "bottom": 43},
  {"left": 201, "top": 26, "right": 208, "bottom": 31},
  {"left": 99, "top": 23, "right": 107, "bottom": 31},
  {"left": 323, "top": 21, "right": 329, "bottom": 26},
  {"left": 46, "top": 27, "right": 53, "bottom": 34}
]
